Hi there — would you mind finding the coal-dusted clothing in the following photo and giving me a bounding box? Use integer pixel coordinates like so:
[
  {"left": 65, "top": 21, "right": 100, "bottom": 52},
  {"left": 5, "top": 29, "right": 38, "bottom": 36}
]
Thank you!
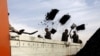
[
  {"left": 45, "top": 31, "right": 51, "bottom": 39},
  {"left": 61, "top": 32, "right": 69, "bottom": 42},
  {"left": 71, "top": 34, "right": 79, "bottom": 43}
]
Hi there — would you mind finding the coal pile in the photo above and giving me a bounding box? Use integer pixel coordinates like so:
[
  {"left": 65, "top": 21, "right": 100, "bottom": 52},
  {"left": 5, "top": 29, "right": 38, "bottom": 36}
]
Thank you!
[
  {"left": 76, "top": 24, "right": 85, "bottom": 31},
  {"left": 59, "top": 14, "right": 71, "bottom": 25},
  {"left": 46, "top": 9, "right": 59, "bottom": 20},
  {"left": 75, "top": 28, "right": 100, "bottom": 56}
]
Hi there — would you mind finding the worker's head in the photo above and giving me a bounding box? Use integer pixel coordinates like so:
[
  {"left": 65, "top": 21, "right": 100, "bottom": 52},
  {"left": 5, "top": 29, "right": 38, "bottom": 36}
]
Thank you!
[
  {"left": 73, "top": 31, "right": 76, "bottom": 34},
  {"left": 65, "top": 29, "right": 68, "bottom": 33},
  {"left": 45, "top": 28, "right": 48, "bottom": 32}
]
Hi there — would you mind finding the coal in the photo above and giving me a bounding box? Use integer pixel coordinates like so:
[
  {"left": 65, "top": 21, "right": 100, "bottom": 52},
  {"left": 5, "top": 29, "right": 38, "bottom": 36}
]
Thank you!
[
  {"left": 50, "top": 28, "right": 57, "bottom": 34},
  {"left": 75, "top": 28, "right": 100, "bottom": 56},
  {"left": 76, "top": 24, "right": 85, "bottom": 31},
  {"left": 46, "top": 9, "right": 59, "bottom": 20},
  {"left": 52, "top": 22, "right": 54, "bottom": 25},
  {"left": 41, "top": 22, "right": 42, "bottom": 23},
  {"left": 59, "top": 14, "right": 70, "bottom": 25}
]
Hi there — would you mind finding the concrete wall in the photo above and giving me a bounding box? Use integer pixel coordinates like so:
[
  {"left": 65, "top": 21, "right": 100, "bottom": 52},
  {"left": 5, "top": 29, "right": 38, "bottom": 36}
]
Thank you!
[{"left": 10, "top": 35, "right": 82, "bottom": 56}]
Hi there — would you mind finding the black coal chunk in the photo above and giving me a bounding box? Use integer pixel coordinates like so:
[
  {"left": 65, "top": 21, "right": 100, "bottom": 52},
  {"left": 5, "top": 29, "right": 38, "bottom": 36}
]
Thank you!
[
  {"left": 46, "top": 9, "right": 59, "bottom": 20},
  {"left": 75, "top": 28, "right": 100, "bottom": 56},
  {"left": 76, "top": 24, "right": 85, "bottom": 31},
  {"left": 50, "top": 28, "right": 57, "bottom": 34},
  {"left": 59, "top": 14, "right": 70, "bottom": 25}
]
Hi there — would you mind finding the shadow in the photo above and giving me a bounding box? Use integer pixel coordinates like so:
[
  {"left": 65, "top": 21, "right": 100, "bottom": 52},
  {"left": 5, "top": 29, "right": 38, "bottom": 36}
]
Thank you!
[{"left": 75, "top": 28, "right": 100, "bottom": 56}]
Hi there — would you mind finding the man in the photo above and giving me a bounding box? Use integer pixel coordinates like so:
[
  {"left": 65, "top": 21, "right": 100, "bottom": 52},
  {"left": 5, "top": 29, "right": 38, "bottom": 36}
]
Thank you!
[
  {"left": 61, "top": 29, "right": 69, "bottom": 42},
  {"left": 45, "top": 28, "right": 51, "bottom": 39},
  {"left": 9, "top": 24, "right": 38, "bottom": 35},
  {"left": 8, "top": 13, "right": 38, "bottom": 35},
  {"left": 71, "top": 31, "right": 79, "bottom": 43}
]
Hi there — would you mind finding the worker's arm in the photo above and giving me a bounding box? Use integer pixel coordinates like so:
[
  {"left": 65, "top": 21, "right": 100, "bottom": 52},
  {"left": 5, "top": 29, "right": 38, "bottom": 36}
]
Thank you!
[{"left": 23, "top": 30, "right": 38, "bottom": 35}]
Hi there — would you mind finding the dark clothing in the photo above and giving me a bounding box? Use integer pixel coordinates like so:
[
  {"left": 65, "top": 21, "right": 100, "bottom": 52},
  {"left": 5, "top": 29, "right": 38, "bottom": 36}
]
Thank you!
[
  {"left": 71, "top": 34, "right": 79, "bottom": 43},
  {"left": 61, "top": 32, "right": 69, "bottom": 42},
  {"left": 45, "top": 31, "right": 51, "bottom": 39}
]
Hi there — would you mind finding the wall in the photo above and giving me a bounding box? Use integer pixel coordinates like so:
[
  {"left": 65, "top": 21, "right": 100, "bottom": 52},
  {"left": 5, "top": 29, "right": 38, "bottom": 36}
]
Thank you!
[{"left": 10, "top": 35, "right": 82, "bottom": 56}]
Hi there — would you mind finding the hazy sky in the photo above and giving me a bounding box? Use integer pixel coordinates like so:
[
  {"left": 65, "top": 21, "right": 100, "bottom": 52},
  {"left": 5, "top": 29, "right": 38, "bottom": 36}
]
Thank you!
[{"left": 8, "top": 0, "right": 100, "bottom": 44}]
